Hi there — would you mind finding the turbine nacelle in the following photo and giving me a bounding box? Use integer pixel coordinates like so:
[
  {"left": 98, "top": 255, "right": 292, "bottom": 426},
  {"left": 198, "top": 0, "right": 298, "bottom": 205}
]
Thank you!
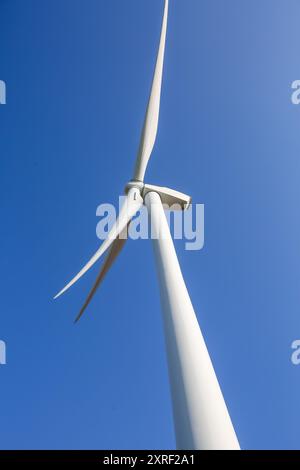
[{"left": 125, "top": 181, "right": 191, "bottom": 211}]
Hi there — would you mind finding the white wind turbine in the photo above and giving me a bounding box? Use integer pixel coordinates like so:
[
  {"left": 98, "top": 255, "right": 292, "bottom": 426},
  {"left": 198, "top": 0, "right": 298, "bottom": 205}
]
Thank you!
[{"left": 55, "top": 0, "right": 240, "bottom": 450}]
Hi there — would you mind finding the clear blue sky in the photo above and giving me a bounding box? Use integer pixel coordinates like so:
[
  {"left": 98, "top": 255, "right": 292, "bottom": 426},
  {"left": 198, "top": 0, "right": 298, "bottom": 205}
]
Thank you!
[{"left": 1, "top": 0, "right": 300, "bottom": 450}]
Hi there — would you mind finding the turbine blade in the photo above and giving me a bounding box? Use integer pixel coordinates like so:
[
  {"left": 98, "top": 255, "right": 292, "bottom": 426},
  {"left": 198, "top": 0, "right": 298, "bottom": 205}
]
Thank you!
[
  {"left": 133, "top": 0, "right": 169, "bottom": 182},
  {"left": 74, "top": 234, "right": 127, "bottom": 323},
  {"left": 54, "top": 188, "right": 142, "bottom": 299}
]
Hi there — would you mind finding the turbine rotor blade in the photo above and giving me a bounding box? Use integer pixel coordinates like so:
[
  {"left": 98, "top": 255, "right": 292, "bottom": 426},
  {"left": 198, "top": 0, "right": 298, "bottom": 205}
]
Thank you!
[
  {"left": 74, "top": 233, "right": 128, "bottom": 323},
  {"left": 133, "top": 0, "right": 169, "bottom": 182},
  {"left": 54, "top": 188, "right": 142, "bottom": 299}
]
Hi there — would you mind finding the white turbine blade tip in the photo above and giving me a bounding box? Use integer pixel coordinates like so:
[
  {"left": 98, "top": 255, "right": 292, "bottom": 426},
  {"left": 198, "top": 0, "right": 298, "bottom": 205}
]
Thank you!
[{"left": 53, "top": 289, "right": 66, "bottom": 300}]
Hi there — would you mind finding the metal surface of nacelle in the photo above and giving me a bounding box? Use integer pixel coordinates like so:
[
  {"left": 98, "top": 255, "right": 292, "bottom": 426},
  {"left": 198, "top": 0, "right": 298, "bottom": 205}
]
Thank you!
[
  {"left": 125, "top": 181, "right": 191, "bottom": 210},
  {"left": 143, "top": 184, "right": 191, "bottom": 211}
]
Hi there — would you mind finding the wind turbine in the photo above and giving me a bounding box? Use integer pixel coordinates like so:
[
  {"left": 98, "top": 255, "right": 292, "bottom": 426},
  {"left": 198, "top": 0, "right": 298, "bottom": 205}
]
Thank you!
[{"left": 55, "top": 0, "right": 240, "bottom": 451}]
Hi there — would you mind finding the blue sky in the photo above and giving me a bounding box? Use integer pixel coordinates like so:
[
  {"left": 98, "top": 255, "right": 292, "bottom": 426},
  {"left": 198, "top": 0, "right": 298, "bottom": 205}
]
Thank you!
[{"left": 1, "top": 0, "right": 300, "bottom": 450}]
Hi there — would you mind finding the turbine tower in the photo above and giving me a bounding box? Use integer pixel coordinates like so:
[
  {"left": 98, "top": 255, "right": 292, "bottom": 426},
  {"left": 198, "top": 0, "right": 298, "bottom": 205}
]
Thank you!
[{"left": 55, "top": 0, "right": 240, "bottom": 450}]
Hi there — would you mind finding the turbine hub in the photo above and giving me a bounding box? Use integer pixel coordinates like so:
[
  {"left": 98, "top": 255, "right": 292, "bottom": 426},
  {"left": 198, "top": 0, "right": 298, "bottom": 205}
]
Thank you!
[{"left": 125, "top": 180, "right": 145, "bottom": 195}]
